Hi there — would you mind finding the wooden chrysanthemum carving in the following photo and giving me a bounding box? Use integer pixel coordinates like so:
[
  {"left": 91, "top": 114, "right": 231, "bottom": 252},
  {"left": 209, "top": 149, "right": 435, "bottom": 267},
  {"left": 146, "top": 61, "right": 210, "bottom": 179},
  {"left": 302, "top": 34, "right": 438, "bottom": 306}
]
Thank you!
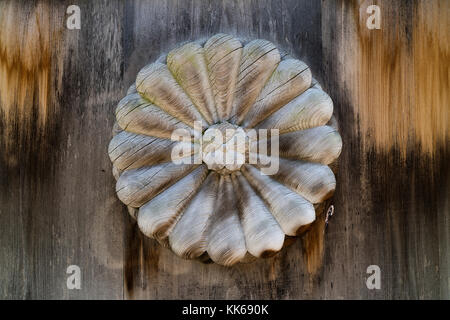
[{"left": 109, "top": 34, "right": 342, "bottom": 266}]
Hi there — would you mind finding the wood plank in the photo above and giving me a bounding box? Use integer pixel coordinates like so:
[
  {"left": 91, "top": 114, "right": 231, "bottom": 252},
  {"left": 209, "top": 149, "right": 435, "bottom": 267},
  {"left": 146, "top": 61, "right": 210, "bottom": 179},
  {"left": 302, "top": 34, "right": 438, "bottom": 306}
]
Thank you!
[
  {"left": 0, "top": 0, "right": 448, "bottom": 300},
  {"left": 0, "top": 0, "right": 125, "bottom": 299},
  {"left": 320, "top": 0, "right": 449, "bottom": 299},
  {"left": 122, "top": 0, "right": 331, "bottom": 300}
]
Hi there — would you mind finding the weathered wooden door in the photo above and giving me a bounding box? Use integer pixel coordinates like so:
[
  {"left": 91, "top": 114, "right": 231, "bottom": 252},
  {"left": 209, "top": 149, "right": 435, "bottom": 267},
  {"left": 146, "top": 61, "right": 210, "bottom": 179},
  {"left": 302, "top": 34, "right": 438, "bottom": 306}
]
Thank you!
[{"left": 0, "top": 0, "right": 448, "bottom": 299}]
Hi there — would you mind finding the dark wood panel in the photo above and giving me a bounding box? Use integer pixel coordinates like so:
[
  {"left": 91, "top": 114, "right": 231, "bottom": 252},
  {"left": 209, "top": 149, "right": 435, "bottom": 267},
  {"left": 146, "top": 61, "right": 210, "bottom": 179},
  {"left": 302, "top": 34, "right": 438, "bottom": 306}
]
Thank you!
[
  {"left": 0, "top": 0, "right": 125, "bottom": 299},
  {"left": 0, "top": 0, "right": 448, "bottom": 299}
]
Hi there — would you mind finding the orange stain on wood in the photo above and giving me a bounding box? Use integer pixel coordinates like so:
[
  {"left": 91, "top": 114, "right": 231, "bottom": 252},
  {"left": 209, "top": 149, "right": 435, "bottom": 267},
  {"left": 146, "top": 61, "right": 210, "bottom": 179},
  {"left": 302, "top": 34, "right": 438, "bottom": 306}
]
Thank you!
[
  {"left": 0, "top": 2, "right": 71, "bottom": 170},
  {"left": 300, "top": 201, "right": 331, "bottom": 275},
  {"left": 0, "top": 1, "right": 70, "bottom": 136},
  {"left": 0, "top": 2, "right": 51, "bottom": 125},
  {"left": 338, "top": 0, "right": 448, "bottom": 156},
  {"left": 412, "top": 1, "right": 449, "bottom": 154}
]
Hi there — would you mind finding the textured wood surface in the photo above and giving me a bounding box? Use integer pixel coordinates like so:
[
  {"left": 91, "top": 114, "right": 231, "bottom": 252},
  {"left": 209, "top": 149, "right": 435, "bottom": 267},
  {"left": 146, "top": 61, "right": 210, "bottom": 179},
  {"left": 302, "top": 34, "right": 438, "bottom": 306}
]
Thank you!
[{"left": 0, "top": 0, "right": 448, "bottom": 299}]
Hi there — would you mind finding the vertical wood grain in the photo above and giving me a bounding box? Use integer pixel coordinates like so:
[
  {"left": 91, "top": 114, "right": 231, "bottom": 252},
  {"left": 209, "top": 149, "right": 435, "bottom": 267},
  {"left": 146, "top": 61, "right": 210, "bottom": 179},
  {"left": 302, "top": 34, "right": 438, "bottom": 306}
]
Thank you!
[
  {"left": 122, "top": 0, "right": 329, "bottom": 300},
  {"left": 0, "top": 0, "right": 125, "bottom": 299}
]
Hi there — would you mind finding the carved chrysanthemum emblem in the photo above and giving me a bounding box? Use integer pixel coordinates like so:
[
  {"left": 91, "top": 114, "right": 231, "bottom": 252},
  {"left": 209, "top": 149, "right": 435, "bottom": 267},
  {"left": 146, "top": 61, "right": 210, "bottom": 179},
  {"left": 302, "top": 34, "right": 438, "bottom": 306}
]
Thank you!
[{"left": 109, "top": 34, "right": 342, "bottom": 266}]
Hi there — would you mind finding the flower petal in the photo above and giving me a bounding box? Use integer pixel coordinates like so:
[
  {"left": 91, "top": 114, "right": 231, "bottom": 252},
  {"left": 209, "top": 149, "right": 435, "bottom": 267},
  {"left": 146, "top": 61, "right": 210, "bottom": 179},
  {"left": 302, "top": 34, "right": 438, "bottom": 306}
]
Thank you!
[
  {"left": 230, "top": 39, "right": 280, "bottom": 123},
  {"left": 255, "top": 158, "right": 336, "bottom": 204},
  {"left": 108, "top": 131, "right": 197, "bottom": 171},
  {"left": 252, "top": 125, "right": 342, "bottom": 165},
  {"left": 241, "top": 165, "right": 315, "bottom": 236},
  {"left": 255, "top": 87, "right": 333, "bottom": 133},
  {"left": 167, "top": 42, "right": 218, "bottom": 124},
  {"left": 137, "top": 165, "right": 209, "bottom": 242},
  {"left": 136, "top": 62, "right": 206, "bottom": 128},
  {"left": 169, "top": 172, "right": 220, "bottom": 259},
  {"left": 207, "top": 175, "right": 246, "bottom": 266},
  {"left": 204, "top": 34, "right": 243, "bottom": 121},
  {"left": 280, "top": 126, "right": 342, "bottom": 164},
  {"left": 116, "top": 163, "right": 198, "bottom": 207},
  {"left": 232, "top": 173, "right": 284, "bottom": 257},
  {"left": 115, "top": 93, "right": 196, "bottom": 140},
  {"left": 240, "top": 59, "right": 311, "bottom": 127}
]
